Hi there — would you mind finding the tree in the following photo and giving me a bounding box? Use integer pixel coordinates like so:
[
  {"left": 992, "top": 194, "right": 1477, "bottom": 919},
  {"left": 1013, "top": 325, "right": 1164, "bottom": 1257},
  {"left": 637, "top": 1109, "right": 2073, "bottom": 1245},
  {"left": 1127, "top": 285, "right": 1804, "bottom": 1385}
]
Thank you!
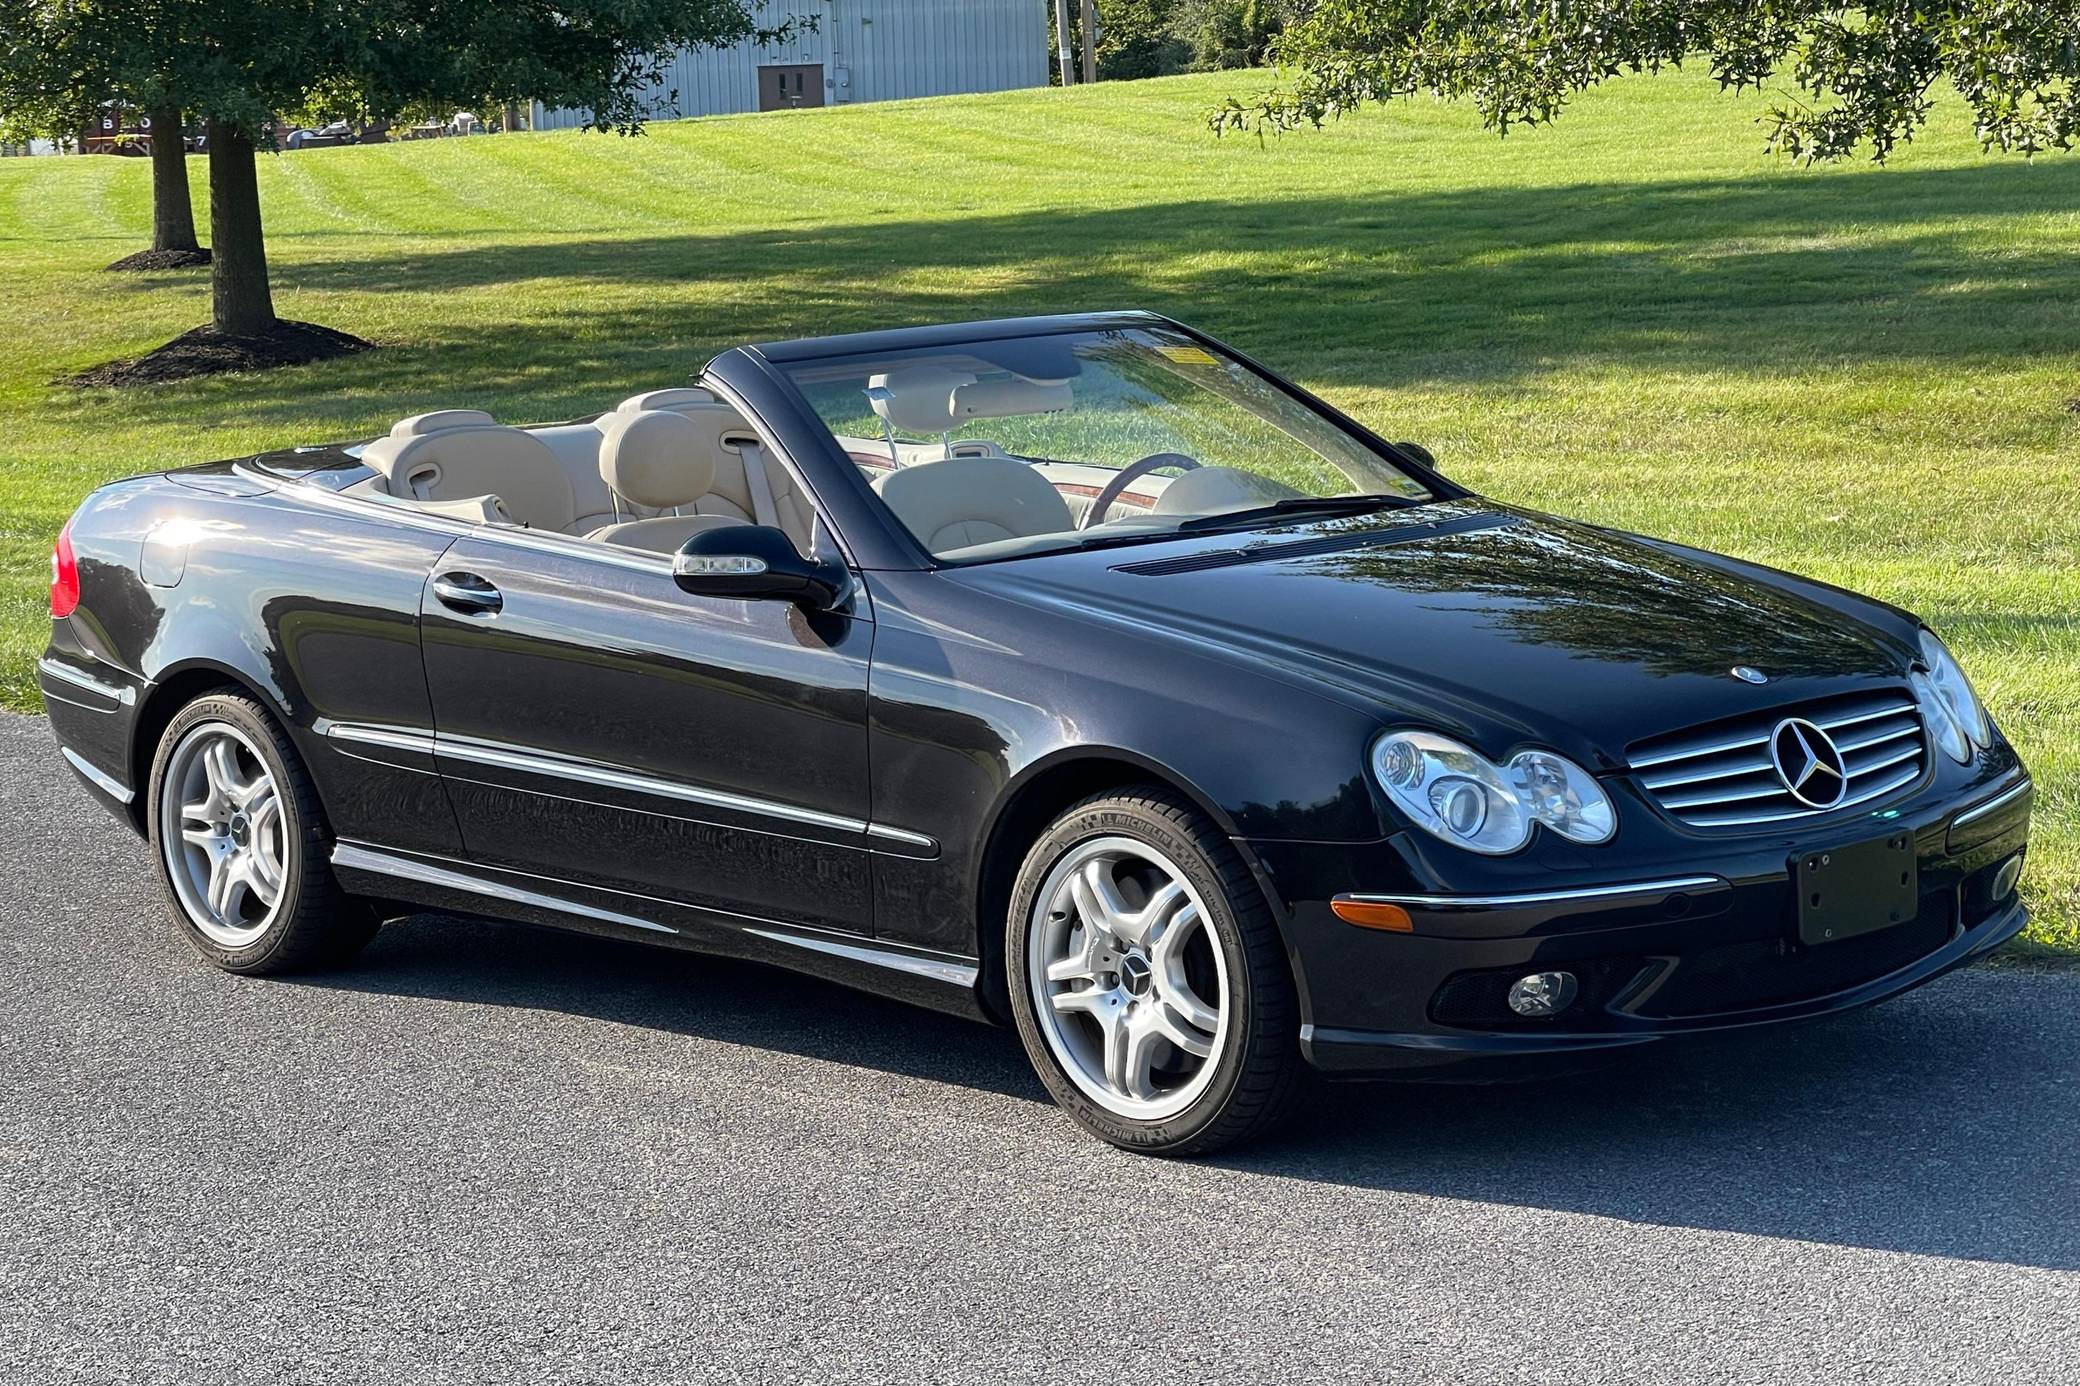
[
  {"left": 12, "top": 1, "right": 808, "bottom": 365},
  {"left": 1193, "top": 0, "right": 1283, "bottom": 72},
  {"left": 0, "top": 5, "right": 204, "bottom": 267},
  {"left": 1215, "top": 3, "right": 2080, "bottom": 164},
  {"left": 1094, "top": 1, "right": 1193, "bottom": 81},
  {"left": 211, "top": 1, "right": 809, "bottom": 338},
  {"left": 141, "top": 106, "right": 204, "bottom": 263}
]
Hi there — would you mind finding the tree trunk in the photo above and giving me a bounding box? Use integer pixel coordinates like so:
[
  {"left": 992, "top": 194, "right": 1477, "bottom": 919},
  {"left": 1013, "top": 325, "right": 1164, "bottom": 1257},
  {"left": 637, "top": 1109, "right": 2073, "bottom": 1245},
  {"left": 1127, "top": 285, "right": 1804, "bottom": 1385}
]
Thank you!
[
  {"left": 503, "top": 102, "right": 521, "bottom": 133},
  {"left": 148, "top": 105, "right": 201, "bottom": 252},
  {"left": 207, "top": 121, "right": 276, "bottom": 335}
]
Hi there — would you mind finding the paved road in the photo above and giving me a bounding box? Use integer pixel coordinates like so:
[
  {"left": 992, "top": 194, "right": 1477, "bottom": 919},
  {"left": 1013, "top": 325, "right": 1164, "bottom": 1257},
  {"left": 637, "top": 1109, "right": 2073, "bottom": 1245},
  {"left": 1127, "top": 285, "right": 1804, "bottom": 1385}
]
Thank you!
[{"left": 2, "top": 713, "right": 2076, "bottom": 1384}]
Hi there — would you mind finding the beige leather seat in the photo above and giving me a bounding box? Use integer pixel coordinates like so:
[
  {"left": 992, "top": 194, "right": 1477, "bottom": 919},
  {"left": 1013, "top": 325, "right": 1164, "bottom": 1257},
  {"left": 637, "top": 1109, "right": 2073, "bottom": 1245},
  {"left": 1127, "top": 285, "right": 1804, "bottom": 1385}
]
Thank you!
[
  {"left": 586, "top": 410, "right": 752, "bottom": 553},
  {"left": 581, "top": 394, "right": 817, "bottom": 551},
  {"left": 529, "top": 391, "right": 721, "bottom": 535},
  {"left": 875, "top": 456, "right": 1075, "bottom": 553},
  {"left": 1150, "top": 466, "right": 1302, "bottom": 516},
  {"left": 669, "top": 405, "right": 818, "bottom": 550},
  {"left": 362, "top": 412, "right": 576, "bottom": 531}
]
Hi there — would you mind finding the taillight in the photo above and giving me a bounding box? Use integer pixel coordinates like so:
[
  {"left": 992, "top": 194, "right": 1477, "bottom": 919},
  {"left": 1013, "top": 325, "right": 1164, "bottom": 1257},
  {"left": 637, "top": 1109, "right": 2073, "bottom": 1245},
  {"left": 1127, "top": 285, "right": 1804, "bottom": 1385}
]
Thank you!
[{"left": 50, "top": 522, "right": 80, "bottom": 618}]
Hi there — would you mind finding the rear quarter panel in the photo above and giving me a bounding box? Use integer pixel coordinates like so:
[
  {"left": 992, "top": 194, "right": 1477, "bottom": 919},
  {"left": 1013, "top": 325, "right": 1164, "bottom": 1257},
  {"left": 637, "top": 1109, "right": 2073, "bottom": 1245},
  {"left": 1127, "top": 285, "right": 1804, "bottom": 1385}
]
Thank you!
[{"left": 46, "top": 469, "right": 464, "bottom": 856}]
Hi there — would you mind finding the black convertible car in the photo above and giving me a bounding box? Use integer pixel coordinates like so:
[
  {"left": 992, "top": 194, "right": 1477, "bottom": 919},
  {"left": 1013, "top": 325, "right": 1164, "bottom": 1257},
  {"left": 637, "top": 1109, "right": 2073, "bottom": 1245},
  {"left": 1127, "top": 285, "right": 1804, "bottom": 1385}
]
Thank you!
[{"left": 41, "top": 312, "right": 2033, "bottom": 1154}]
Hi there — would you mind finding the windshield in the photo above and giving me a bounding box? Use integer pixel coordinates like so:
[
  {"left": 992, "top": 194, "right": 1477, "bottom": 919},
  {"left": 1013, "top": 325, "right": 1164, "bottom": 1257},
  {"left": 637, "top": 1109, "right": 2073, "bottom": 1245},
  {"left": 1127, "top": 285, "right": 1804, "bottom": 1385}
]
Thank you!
[{"left": 782, "top": 326, "right": 1431, "bottom": 564}]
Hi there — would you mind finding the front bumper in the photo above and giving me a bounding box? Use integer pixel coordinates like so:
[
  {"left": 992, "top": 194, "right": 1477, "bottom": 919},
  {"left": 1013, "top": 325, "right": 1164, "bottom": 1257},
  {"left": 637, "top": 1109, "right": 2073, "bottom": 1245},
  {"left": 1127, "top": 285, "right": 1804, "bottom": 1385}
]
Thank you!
[{"left": 1246, "top": 770, "right": 2034, "bottom": 1080}]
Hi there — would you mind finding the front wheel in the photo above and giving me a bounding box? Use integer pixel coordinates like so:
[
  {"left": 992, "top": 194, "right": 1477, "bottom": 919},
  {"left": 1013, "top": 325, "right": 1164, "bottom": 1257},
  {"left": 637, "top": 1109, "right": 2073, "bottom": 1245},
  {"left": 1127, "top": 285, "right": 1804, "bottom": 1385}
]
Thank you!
[
  {"left": 147, "top": 691, "right": 377, "bottom": 974},
  {"left": 1006, "top": 788, "right": 1306, "bottom": 1155}
]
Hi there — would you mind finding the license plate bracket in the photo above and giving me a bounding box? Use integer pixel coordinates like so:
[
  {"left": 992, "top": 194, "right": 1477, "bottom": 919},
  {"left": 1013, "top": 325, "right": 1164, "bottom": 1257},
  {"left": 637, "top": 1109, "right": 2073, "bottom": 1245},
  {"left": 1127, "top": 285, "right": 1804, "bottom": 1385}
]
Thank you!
[{"left": 1795, "top": 832, "right": 1918, "bottom": 946}]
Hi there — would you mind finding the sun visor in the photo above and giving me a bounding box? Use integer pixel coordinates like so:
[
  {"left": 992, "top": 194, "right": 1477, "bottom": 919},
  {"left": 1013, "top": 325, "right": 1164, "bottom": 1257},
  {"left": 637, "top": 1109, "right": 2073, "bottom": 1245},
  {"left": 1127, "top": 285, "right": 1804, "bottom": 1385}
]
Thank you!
[
  {"left": 867, "top": 367, "right": 977, "bottom": 435},
  {"left": 951, "top": 378, "right": 1073, "bottom": 421}
]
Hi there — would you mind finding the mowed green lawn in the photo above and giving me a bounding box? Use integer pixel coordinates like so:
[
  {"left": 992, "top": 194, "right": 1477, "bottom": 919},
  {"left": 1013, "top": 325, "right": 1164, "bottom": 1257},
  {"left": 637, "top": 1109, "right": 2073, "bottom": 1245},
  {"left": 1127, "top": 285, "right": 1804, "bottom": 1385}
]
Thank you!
[{"left": 1, "top": 70, "right": 2074, "bottom": 951}]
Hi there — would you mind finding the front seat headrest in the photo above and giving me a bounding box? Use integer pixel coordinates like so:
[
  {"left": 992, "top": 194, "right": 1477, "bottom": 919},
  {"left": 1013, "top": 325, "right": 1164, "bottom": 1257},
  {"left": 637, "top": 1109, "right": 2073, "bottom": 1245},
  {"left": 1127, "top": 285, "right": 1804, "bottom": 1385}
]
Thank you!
[
  {"left": 599, "top": 409, "right": 717, "bottom": 511},
  {"left": 391, "top": 409, "right": 497, "bottom": 438},
  {"left": 615, "top": 388, "right": 713, "bottom": 415}
]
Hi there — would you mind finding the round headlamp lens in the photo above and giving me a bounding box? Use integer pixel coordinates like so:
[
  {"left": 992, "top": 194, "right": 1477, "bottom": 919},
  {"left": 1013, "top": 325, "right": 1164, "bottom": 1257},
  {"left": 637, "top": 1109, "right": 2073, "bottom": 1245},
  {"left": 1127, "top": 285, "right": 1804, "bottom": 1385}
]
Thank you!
[
  {"left": 1430, "top": 777, "right": 1490, "bottom": 837},
  {"left": 1370, "top": 733, "right": 1614, "bottom": 854},
  {"left": 1369, "top": 731, "right": 1531, "bottom": 855},
  {"left": 1507, "top": 749, "right": 1618, "bottom": 845},
  {"left": 1917, "top": 629, "right": 1991, "bottom": 753}
]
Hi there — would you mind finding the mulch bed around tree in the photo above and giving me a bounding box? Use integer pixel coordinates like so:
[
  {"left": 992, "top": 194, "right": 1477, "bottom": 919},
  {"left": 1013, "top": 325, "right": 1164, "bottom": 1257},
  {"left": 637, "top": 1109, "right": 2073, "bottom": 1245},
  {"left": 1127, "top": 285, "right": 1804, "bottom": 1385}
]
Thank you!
[
  {"left": 65, "top": 321, "right": 374, "bottom": 388},
  {"left": 105, "top": 247, "right": 214, "bottom": 271}
]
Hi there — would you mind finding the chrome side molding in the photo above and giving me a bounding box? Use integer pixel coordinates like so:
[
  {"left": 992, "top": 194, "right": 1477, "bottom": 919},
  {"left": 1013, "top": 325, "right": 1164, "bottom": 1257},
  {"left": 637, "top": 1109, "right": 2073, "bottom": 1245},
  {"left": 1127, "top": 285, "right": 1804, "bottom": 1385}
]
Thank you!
[
  {"left": 60, "top": 747, "right": 135, "bottom": 805},
  {"left": 37, "top": 656, "right": 136, "bottom": 706},
  {"left": 331, "top": 843, "right": 679, "bottom": 935},
  {"left": 743, "top": 927, "right": 979, "bottom": 989},
  {"left": 329, "top": 843, "right": 979, "bottom": 989},
  {"left": 328, "top": 726, "right": 939, "bottom": 856},
  {"left": 1952, "top": 778, "right": 2032, "bottom": 830},
  {"left": 327, "top": 722, "right": 437, "bottom": 756},
  {"left": 865, "top": 822, "right": 937, "bottom": 850},
  {"left": 1348, "top": 876, "right": 1726, "bottom": 910},
  {"left": 436, "top": 735, "right": 867, "bottom": 835}
]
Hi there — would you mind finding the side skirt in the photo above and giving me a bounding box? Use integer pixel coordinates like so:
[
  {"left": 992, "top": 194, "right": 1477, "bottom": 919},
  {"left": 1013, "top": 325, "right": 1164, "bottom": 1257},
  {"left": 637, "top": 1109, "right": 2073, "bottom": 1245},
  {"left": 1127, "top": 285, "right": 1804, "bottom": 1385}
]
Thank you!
[{"left": 330, "top": 842, "right": 989, "bottom": 1022}]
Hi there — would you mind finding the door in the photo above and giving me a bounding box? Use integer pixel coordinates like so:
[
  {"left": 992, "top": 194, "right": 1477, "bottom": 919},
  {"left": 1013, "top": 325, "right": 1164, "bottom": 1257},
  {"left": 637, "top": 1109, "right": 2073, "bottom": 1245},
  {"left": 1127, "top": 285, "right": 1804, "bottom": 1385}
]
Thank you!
[
  {"left": 417, "top": 534, "right": 876, "bottom": 935},
  {"left": 758, "top": 64, "right": 826, "bottom": 111}
]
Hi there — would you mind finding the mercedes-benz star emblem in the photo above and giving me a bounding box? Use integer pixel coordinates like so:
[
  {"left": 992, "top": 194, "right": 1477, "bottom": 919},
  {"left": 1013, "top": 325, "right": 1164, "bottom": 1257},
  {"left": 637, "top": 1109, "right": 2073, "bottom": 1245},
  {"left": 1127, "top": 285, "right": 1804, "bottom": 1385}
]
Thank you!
[
  {"left": 1731, "top": 666, "right": 1768, "bottom": 684},
  {"left": 1770, "top": 717, "right": 1849, "bottom": 809}
]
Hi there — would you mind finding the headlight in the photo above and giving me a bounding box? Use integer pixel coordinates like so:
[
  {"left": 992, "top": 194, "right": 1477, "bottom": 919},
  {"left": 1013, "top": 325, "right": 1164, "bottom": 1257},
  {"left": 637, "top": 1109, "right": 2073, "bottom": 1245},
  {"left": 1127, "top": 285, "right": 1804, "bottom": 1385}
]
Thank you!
[
  {"left": 1912, "top": 629, "right": 1991, "bottom": 764},
  {"left": 1371, "top": 731, "right": 1615, "bottom": 855}
]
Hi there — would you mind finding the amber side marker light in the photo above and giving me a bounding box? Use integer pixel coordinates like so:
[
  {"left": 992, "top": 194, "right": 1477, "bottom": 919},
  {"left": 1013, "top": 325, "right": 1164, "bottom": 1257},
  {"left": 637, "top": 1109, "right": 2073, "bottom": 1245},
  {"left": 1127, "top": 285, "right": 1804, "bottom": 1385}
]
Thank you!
[{"left": 1330, "top": 898, "right": 1413, "bottom": 932}]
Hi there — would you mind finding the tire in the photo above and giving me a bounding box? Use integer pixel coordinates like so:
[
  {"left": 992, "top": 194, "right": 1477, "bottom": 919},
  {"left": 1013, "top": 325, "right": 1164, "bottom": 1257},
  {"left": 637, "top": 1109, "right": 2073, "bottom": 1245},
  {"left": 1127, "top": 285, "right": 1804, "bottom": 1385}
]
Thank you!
[
  {"left": 145, "top": 690, "right": 378, "bottom": 974},
  {"left": 1006, "top": 787, "right": 1307, "bottom": 1155}
]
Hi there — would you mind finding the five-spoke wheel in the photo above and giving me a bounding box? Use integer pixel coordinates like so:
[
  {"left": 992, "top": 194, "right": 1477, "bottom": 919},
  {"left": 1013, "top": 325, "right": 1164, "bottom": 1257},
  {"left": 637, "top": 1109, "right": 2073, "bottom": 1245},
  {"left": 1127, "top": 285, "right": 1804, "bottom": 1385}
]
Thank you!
[
  {"left": 1008, "top": 788, "right": 1305, "bottom": 1154},
  {"left": 146, "top": 691, "right": 377, "bottom": 973},
  {"left": 1030, "top": 837, "right": 1228, "bottom": 1120},
  {"left": 159, "top": 723, "right": 287, "bottom": 946}
]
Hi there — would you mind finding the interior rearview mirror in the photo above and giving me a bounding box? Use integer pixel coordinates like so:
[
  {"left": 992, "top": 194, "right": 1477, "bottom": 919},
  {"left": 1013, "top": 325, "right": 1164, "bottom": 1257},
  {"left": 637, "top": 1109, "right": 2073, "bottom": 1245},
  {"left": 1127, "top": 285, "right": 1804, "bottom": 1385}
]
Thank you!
[{"left": 672, "top": 525, "right": 847, "bottom": 609}]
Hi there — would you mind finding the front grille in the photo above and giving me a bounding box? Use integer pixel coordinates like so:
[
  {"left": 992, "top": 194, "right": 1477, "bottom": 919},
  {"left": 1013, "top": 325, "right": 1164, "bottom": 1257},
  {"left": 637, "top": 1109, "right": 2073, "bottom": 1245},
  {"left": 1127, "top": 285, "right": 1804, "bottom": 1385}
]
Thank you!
[{"left": 1628, "top": 691, "right": 1928, "bottom": 830}]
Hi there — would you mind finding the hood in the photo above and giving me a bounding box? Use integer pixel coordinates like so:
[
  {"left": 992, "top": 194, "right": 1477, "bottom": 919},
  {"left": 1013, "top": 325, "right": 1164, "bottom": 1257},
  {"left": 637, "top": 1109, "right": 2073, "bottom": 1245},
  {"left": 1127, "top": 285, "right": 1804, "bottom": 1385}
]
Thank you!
[{"left": 947, "top": 500, "right": 1920, "bottom": 766}]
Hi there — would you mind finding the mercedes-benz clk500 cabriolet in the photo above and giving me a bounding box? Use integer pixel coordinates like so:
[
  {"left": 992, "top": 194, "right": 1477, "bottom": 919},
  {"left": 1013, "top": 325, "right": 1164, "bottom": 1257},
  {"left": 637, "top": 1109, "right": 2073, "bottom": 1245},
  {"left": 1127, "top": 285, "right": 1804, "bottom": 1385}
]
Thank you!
[{"left": 41, "top": 312, "right": 2033, "bottom": 1154}]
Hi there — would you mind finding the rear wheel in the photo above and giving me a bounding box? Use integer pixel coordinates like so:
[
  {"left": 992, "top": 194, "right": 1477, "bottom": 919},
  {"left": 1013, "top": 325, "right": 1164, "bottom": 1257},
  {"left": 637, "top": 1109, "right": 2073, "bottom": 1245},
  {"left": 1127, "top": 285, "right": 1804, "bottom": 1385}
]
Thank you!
[
  {"left": 147, "top": 692, "right": 376, "bottom": 973},
  {"left": 1006, "top": 787, "right": 1306, "bottom": 1155}
]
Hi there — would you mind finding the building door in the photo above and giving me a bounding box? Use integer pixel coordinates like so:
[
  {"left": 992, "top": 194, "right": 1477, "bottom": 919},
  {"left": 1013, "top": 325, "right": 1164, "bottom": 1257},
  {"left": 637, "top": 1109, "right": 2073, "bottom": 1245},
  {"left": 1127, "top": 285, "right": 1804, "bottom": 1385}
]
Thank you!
[{"left": 758, "top": 64, "right": 826, "bottom": 111}]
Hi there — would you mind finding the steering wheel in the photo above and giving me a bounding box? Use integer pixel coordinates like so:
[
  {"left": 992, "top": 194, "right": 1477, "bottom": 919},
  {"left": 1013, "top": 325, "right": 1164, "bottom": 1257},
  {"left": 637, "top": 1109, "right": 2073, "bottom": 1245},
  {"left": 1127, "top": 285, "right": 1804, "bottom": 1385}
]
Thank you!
[{"left": 1083, "top": 453, "right": 1201, "bottom": 528}]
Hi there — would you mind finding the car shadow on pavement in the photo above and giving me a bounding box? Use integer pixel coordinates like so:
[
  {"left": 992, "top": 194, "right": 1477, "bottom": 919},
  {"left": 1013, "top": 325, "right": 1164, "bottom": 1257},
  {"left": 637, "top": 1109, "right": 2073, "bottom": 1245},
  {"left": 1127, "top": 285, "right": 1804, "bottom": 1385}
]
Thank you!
[
  {"left": 314, "top": 911, "right": 1051, "bottom": 1103},
  {"left": 324, "top": 912, "right": 2079, "bottom": 1272},
  {"left": 1236, "top": 972, "right": 2080, "bottom": 1272}
]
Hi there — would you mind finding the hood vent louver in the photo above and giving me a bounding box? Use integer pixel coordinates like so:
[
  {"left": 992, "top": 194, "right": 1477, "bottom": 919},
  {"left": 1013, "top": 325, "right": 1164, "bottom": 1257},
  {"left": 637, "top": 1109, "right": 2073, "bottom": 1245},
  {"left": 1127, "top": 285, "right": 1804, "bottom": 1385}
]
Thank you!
[{"left": 1111, "top": 511, "right": 1515, "bottom": 576}]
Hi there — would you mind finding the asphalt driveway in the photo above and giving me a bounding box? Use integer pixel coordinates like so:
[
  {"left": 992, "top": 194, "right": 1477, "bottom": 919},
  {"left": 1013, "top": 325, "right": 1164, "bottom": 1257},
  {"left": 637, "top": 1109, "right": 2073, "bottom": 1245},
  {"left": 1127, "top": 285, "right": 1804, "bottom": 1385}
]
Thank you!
[{"left": 2, "top": 712, "right": 2075, "bottom": 1384}]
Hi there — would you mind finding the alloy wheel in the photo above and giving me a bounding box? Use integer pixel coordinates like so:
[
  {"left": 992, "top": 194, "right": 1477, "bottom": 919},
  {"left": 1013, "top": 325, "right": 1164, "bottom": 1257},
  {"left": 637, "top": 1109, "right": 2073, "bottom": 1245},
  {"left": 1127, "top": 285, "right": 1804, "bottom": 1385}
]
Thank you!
[
  {"left": 158, "top": 722, "right": 288, "bottom": 948},
  {"left": 1028, "top": 836, "right": 1230, "bottom": 1121}
]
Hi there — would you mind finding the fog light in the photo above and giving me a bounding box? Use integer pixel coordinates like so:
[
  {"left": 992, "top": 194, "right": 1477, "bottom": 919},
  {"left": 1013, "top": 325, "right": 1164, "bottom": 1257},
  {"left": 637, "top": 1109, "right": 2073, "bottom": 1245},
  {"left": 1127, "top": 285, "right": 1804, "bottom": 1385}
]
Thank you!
[
  {"left": 1506, "top": 971, "right": 1579, "bottom": 1018},
  {"left": 1993, "top": 854, "right": 2023, "bottom": 902}
]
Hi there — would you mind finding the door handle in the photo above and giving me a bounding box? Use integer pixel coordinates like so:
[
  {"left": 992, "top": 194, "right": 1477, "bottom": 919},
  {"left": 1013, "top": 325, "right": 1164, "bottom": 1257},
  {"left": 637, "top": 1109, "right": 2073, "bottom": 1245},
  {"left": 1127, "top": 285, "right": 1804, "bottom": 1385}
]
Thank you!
[{"left": 432, "top": 572, "right": 503, "bottom": 615}]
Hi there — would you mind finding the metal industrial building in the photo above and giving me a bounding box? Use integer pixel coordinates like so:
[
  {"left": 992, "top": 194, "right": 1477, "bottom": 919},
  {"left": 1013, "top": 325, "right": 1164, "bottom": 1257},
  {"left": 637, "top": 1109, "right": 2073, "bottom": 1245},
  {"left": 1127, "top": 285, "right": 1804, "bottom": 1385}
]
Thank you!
[{"left": 533, "top": 0, "right": 1047, "bottom": 130}]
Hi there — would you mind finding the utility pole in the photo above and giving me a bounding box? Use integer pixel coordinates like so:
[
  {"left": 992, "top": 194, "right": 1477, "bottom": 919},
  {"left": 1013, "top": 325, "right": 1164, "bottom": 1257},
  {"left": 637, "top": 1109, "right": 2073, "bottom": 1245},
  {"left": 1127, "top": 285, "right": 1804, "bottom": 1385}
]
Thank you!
[
  {"left": 1053, "top": 0, "right": 1076, "bottom": 84},
  {"left": 1079, "top": 0, "right": 1099, "bottom": 83}
]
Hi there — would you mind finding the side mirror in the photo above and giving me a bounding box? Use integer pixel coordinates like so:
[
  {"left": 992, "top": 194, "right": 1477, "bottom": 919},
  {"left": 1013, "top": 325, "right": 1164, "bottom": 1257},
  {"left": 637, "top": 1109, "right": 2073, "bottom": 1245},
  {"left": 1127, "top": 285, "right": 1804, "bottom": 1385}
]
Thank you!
[
  {"left": 1392, "top": 440, "right": 1439, "bottom": 472},
  {"left": 672, "top": 524, "right": 848, "bottom": 609}
]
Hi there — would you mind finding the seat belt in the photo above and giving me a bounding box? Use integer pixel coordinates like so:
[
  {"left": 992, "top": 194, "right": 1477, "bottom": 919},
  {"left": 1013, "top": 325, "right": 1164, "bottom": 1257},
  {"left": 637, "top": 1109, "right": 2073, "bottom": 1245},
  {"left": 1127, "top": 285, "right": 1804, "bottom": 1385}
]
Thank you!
[{"left": 739, "top": 440, "right": 781, "bottom": 530}]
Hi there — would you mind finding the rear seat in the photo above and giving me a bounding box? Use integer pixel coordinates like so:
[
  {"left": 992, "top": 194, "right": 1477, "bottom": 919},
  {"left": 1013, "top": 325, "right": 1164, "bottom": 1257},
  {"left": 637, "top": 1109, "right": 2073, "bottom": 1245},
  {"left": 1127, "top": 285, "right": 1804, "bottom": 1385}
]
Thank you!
[
  {"left": 355, "top": 393, "right": 817, "bottom": 552},
  {"left": 360, "top": 412, "right": 577, "bottom": 532}
]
